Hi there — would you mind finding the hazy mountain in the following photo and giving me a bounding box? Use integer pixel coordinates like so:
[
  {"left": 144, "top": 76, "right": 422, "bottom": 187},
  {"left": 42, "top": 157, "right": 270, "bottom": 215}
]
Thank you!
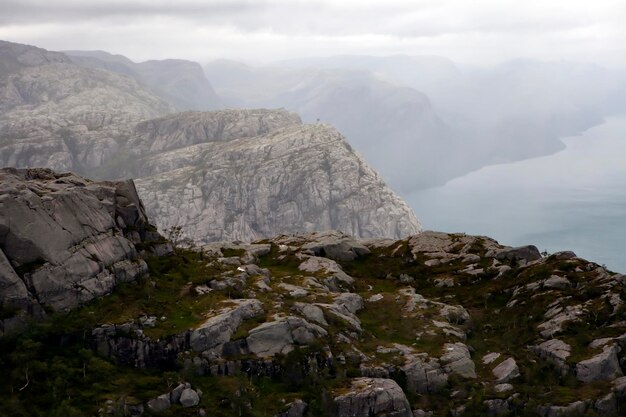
[
  {"left": 205, "top": 61, "right": 455, "bottom": 190},
  {"left": 0, "top": 41, "right": 421, "bottom": 242},
  {"left": 0, "top": 40, "right": 174, "bottom": 173},
  {"left": 66, "top": 50, "right": 221, "bottom": 111},
  {"left": 206, "top": 56, "right": 626, "bottom": 192}
]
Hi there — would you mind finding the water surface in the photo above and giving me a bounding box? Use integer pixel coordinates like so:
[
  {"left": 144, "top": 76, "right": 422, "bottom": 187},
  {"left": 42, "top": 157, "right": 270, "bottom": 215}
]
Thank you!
[{"left": 407, "top": 118, "right": 626, "bottom": 273}]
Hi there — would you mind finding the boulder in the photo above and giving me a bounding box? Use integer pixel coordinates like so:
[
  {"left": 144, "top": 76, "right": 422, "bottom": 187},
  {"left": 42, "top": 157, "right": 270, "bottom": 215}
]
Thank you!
[
  {"left": 189, "top": 299, "right": 264, "bottom": 352},
  {"left": 537, "top": 401, "right": 588, "bottom": 417},
  {"left": 246, "top": 316, "right": 327, "bottom": 357},
  {"left": 492, "top": 358, "right": 520, "bottom": 383},
  {"left": 301, "top": 231, "right": 371, "bottom": 262},
  {"left": 576, "top": 344, "right": 623, "bottom": 383},
  {"left": 495, "top": 245, "right": 542, "bottom": 264},
  {"left": 293, "top": 302, "right": 328, "bottom": 326},
  {"left": 275, "top": 399, "right": 308, "bottom": 417},
  {"left": 440, "top": 343, "right": 476, "bottom": 379},
  {"left": 147, "top": 394, "right": 171, "bottom": 413},
  {"left": 332, "top": 378, "right": 413, "bottom": 417},
  {"left": 531, "top": 339, "right": 571, "bottom": 375},
  {"left": 543, "top": 275, "right": 570, "bottom": 290},
  {"left": 0, "top": 168, "right": 155, "bottom": 316},
  {"left": 403, "top": 355, "right": 448, "bottom": 393},
  {"left": 179, "top": 388, "right": 200, "bottom": 408}
]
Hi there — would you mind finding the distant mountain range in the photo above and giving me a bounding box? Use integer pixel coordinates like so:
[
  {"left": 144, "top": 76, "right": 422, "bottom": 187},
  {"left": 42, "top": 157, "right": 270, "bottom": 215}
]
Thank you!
[
  {"left": 206, "top": 55, "right": 626, "bottom": 191},
  {"left": 0, "top": 40, "right": 421, "bottom": 241}
]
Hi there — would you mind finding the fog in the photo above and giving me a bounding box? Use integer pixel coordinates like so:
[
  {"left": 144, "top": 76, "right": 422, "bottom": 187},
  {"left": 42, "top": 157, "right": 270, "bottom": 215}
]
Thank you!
[{"left": 2, "top": 0, "right": 626, "bottom": 268}]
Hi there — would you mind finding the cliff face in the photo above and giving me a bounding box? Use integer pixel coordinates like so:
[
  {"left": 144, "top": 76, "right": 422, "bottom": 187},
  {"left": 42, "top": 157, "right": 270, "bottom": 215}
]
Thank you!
[
  {"left": 129, "top": 110, "right": 421, "bottom": 242},
  {"left": 0, "top": 168, "right": 168, "bottom": 334}
]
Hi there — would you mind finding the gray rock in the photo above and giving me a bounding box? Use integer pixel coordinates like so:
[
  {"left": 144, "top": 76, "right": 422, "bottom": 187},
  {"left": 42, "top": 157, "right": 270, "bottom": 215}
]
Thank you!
[
  {"left": 246, "top": 316, "right": 327, "bottom": 357},
  {"left": 440, "top": 343, "right": 476, "bottom": 379},
  {"left": 552, "top": 251, "right": 577, "bottom": 260},
  {"left": 492, "top": 358, "right": 520, "bottom": 383},
  {"left": 543, "top": 275, "right": 570, "bottom": 289},
  {"left": 135, "top": 118, "right": 422, "bottom": 244},
  {"left": 494, "top": 383, "right": 514, "bottom": 393},
  {"left": 482, "top": 352, "right": 501, "bottom": 365},
  {"left": 531, "top": 338, "right": 571, "bottom": 376},
  {"left": 169, "top": 383, "right": 186, "bottom": 404},
  {"left": 403, "top": 355, "right": 448, "bottom": 393},
  {"left": 537, "top": 400, "right": 588, "bottom": 417},
  {"left": 179, "top": 388, "right": 200, "bottom": 408},
  {"left": 576, "top": 344, "right": 623, "bottom": 383},
  {"left": 190, "top": 299, "right": 264, "bottom": 352},
  {"left": 147, "top": 394, "right": 171, "bottom": 413},
  {"left": 495, "top": 245, "right": 542, "bottom": 264},
  {"left": 484, "top": 399, "right": 510, "bottom": 416},
  {"left": 301, "top": 231, "right": 371, "bottom": 261},
  {"left": 594, "top": 393, "right": 617, "bottom": 416},
  {"left": 332, "top": 378, "right": 413, "bottom": 417},
  {"left": 0, "top": 168, "right": 154, "bottom": 315},
  {"left": 275, "top": 399, "right": 308, "bottom": 417},
  {"left": 333, "top": 293, "right": 364, "bottom": 314},
  {"left": 293, "top": 302, "right": 328, "bottom": 326}
]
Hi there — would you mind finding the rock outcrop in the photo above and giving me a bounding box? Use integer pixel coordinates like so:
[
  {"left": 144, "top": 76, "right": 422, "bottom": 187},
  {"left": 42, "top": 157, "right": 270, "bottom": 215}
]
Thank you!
[
  {"left": 0, "top": 168, "right": 164, "bottom": 333},
  {"left": 332, "top": 378, "right": 413, "bottom": 417},
  {"left": 134, "top": 113, "right": 421, "bottom": 242}
]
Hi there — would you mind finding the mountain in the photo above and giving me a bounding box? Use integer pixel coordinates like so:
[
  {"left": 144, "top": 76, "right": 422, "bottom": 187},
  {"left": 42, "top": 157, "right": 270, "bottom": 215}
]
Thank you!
[
  {"left": 206, "top": 56, "right": 626, "bottom": 192},
  {"left": 1, "top": 174, "right": 625, "bottom": 416},
  {"left": 0, "top": 41, "right": 421, "bottom": 243},
  {"left": 66, "top": 50, "right": 222, "bottom": 111},
  {"left": 204, "top": 61, "right": 453, "bottom": 190},
  {"left": 0, "top": 40, "right": 174, "bottom": 173},
  {"left": 128, "top": 110, "right": 421, "bottom": 242}
]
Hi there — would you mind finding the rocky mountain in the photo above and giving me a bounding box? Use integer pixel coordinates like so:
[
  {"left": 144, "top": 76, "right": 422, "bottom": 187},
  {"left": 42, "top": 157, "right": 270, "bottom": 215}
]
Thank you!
[
  {"left": 66, "top": 50, "right": 221, "bottom": 111},
  {"left": 0, "top": 167, "right": 170, "bottom": 334},
  {"left": 0, "top": 41, "right": 420, "bottom": 242},
  {"left": 204, "top": 61, "right": 452, "bottom": 190},
  {"left": 1, "top": 178, "right": 625, "bottom": 416},
  {"left": 128, "top": 110, "right": 421, "bottom": 242},
  {"left": 206, "top": 56, "right": 626, "bottom": 192},
  {"left": 0, "top": 40, "right": 174, "bottom": 173}
]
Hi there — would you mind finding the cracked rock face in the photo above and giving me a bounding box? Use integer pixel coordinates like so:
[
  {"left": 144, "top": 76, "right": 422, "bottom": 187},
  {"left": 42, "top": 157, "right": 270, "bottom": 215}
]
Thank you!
[
  {"left": 0, "top": 168, "right": 158, "bottom": 329},
  {"left": 135, "top": 113, "right": 422, "bottom": 243},
  {"left": 332, "top": 378, "right": 413, "bottom": 417}
]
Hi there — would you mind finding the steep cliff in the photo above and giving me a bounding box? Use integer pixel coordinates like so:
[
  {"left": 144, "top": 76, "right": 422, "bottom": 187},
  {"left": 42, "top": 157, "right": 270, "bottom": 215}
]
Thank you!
[{"left": 129, "top": 110, "right": 421, "bottom": 241}]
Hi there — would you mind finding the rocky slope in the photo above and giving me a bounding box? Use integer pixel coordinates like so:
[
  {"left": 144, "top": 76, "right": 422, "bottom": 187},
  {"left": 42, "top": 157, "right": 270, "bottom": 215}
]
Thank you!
[
  {"left": 2, "top": 209, "right": 626, "bottom": 416},
  {"left": 0, "top": 168, "right": 170, "bottom": 334},
  {"left": 66, "top": 50, "right": 221, "bottom": 111},
  {"left": 127, "top": 110, "right": 421, "bottom": 242}
]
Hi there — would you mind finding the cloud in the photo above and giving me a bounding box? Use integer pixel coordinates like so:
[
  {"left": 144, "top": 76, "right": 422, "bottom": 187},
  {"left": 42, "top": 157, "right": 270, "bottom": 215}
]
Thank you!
[{"left": 0, "top": 0, "right": 624, "bottom": 67}]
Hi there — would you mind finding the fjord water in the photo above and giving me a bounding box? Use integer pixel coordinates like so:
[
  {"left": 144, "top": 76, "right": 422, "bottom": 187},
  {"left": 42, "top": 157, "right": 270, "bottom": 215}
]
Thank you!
[{"left": 407, "top": 117, "right": 626, "bottom": 273}]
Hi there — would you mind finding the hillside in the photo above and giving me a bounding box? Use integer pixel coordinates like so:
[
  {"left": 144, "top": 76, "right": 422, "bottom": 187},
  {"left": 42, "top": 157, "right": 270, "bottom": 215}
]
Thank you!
[
  {"left": 1, "top": 171, "right": 625, "bottom": 416},
  {"left": 66, "top": 50, "right": 221, "bottom": 111}
]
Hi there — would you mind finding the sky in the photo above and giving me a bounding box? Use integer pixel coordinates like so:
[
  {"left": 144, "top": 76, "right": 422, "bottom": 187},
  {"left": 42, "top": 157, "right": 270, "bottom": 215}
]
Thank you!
[{"left": 0, "top": 0, "right": 625, "bottom": 67}]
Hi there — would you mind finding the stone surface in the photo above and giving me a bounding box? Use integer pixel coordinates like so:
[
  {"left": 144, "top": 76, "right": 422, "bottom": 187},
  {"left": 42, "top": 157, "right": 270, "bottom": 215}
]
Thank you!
[
  {"left": 147, "top": 394, "right": 171, "bottom": 413},
  {"left": 332, "top": 378, "right": 413, "bottom": 417},
  {"left": 190, "top": 299, "right": 264, "bottom": 352},
  {"left": 531, "top": 339, "right": 571, "bottom": 375},
  {"left": 492, "top": 358, "right": 520, "bottom": 383},
  {"left": 575, "top": 344, "right": 623, "bottom": 383},
  {"left": 135, "top": 116, "right": 422, "bottom": 243},
  {"left": 246, "top": 316, "right": 327, "bottom": 357},
  {"left": 0, "top": 168, "right": 154, "bottom": 318},
  {"left": 440, "top": 343, "right": 476, "bottom": 379},
  {"left": 179, "top": 388, "right": 200, "bottom": 408}
]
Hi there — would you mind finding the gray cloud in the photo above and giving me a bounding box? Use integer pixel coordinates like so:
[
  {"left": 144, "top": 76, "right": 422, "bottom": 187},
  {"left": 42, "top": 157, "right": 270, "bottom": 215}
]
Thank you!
[{"left": 0, "top": 0, "right": 624, "bottom": 67}]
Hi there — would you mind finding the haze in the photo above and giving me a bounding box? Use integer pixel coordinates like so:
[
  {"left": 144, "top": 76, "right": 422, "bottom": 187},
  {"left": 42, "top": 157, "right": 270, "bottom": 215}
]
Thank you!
[{"left": 1, "top": 0, "right": 625, "bottom": 67}]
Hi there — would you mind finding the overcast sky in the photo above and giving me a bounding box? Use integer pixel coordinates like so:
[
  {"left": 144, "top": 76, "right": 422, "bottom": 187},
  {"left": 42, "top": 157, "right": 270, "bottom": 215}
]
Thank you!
[{"left": 0, "top": 0, "right": 624, "bottom": 67}]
